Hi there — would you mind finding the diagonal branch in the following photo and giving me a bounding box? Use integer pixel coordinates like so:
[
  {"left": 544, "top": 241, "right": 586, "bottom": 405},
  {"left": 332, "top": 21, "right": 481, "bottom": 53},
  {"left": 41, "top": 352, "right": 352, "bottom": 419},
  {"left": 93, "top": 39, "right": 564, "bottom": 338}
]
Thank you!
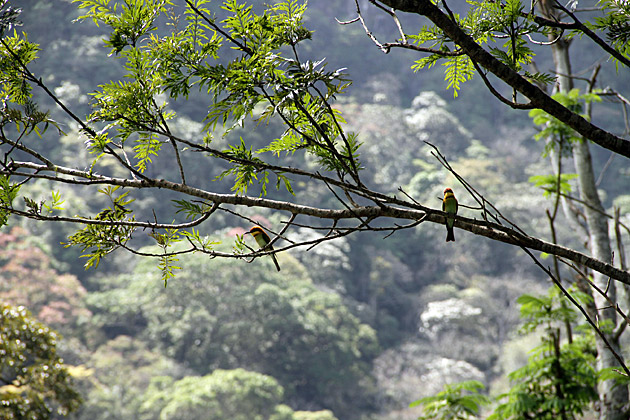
[
  {"left": 551, "top": 1, "right": 630, "bottom": 69},
  {"left": 521, "top": 245, "right": 630, "bottom": 377},
  {"left": 372, "top": 0, "right": 630, "bottom": 158}
]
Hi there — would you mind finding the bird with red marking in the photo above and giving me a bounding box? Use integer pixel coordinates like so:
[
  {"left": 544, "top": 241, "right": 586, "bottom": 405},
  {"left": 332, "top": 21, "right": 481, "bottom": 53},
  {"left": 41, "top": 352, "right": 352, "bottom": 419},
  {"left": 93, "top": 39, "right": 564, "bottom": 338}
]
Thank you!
[
  {"left": 442, "top": 187, "right": 458, "bottom": 242},
  {"left": 249, "top": 225, "right": 281, "bottom": 271}
]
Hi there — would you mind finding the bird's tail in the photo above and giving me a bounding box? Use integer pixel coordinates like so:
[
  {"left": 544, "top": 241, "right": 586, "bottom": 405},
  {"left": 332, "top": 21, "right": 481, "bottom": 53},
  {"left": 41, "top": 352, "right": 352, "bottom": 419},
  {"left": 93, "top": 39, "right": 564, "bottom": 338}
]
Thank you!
[
  {"left": 271, "top": 254, "right": 281, "bottom": 271},
  {"left": 446, "top": 227, "right": 455, "bottom": 242}
]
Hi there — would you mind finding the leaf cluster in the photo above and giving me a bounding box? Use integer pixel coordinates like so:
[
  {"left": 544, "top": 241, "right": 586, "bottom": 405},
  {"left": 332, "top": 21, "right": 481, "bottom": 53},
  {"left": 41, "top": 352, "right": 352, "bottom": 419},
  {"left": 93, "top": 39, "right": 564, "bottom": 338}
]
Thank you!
[
  {"left": 0, "top": 30, "right": 62, "bottom": 140},
  {"left": 593, "top": 0, "right": 630, "bottom": 66},
  {"left": 516, "top": 286, "right": 591, "bottom": 334},
  {"left": 0, "top": 30, "right": 37, "bottom": 104},
  {"left": 76, "top": 0, "right": 360, "bottom": 186},
  {"left": 529, "top": 89, "right": 602, "bottom": 157},
  {"left": 0, "top": 174, "right": 18, "bottom": 226},
  {"left": 64, "top": 185, "right": 136, "bottom": 269},
  {"left": 411, "top": 380, "right": 490, "bottom": 419},
  {"left": 490, "top": 340, "right": 598, "bottom": 420},
  {"left": 217, "top": 137, "right": 293, "bottom": 196},
  {"left": 409, "top": 0, "right": 553, "bottom": 96},
  {"left": 0, "top": 303, "right": 82, "bottom": 418},
  {"left": 528, "top": 173, "right": 577, "bottom": 198}
]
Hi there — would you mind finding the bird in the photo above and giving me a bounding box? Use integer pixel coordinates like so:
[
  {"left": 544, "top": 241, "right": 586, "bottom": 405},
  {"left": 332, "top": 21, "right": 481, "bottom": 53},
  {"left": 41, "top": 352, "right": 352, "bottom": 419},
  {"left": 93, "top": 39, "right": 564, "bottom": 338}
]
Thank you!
[
  {"left": 442, "top": 187, "right": 458, "bottom": 242},
  {"left": 249, "top": 225, "right": 281, "bottom": 271}
]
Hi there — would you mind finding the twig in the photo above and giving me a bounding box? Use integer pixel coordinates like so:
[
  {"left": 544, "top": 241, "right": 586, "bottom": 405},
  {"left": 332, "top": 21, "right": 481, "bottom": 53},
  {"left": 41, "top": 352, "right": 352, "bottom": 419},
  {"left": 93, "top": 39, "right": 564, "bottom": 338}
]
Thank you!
[
  {"left": 471, "top": 60, "right": 534, "bottom": 110},
  {"left": 521, "top": 246, "right": 630, "bottom": 377}
]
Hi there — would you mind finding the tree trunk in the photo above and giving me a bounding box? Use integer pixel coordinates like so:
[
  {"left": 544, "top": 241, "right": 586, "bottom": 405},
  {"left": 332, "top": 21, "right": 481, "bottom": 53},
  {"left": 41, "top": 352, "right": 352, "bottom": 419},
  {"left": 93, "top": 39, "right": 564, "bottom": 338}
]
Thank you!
[
  {"left": 539, "top": 1, "right": 629, "bottom": 418},
  {"left": 573, "top": 137, "right": 629, "bottom": 420}
]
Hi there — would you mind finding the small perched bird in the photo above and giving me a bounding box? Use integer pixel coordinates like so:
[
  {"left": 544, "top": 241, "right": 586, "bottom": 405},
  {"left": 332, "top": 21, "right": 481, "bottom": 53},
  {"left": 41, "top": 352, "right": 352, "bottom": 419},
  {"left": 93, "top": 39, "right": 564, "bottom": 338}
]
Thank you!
[
  {"left": 249, "top": 225, "right": 281, "bottom": 271},
  {"left": 442, "top": 188, "right": 458, "bottom": 242}
]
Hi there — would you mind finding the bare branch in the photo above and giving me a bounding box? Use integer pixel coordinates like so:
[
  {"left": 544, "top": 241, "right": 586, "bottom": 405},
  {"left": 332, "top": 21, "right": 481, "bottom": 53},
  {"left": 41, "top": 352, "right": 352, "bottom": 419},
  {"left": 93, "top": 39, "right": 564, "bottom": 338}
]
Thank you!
[
  {"left": 520, "top": 246, "right": 630, "bottom": 377},
  {"left": 373, "top": 0, "right": 630, "bottom": 158},
  {"left": 471, "top": 60, "right": 534, "bottom": 110}
]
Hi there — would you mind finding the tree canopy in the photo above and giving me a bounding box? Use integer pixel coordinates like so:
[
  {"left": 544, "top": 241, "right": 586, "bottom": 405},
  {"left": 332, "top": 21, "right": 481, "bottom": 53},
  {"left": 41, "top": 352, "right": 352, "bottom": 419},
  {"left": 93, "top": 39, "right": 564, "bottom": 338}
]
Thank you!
[{"left": 0, "top": 303, "right": 82, "bottom": 419}]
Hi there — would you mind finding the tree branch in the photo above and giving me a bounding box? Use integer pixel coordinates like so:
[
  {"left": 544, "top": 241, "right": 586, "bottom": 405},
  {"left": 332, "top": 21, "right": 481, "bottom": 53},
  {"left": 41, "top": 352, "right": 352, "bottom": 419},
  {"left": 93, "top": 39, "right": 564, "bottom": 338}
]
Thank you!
[
  {"left": 3, "top": 159, "right": 629, "bottom": 284},
  {"left": 373, "top": 0, "right": 630, "bottom": 158}
]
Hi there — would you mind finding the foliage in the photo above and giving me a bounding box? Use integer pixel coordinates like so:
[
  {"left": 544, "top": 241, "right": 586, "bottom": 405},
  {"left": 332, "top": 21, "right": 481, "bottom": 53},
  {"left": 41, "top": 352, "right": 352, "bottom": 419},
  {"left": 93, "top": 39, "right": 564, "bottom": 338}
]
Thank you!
[
  {"left": 0, "top": 302, "right": 82, "bottom": 419},
  {"left": 0, "top": 226, "right": 91, "bottom": 332},
  {"left": 87, "top": 246, "right": 379, "bottom": 418},
  {"left": 528, "top": 173, "right": 577, "bottom": 198},
  {"left": 140, "top": 368, "right": 293, "bottom": 420},
  {"left": 72, "top": 0, "right": 358, "bottom": 180},
  {"left": 0, "top": 0, "right": 369, "bottom": 275},
  {"left": 409, "top": 0, "right": 548, "bottom": 96},
  {"left": 489, "top": 287, "right": 598, "bottom": 419},
  {"left": 73, "top": 335, "right": 185, "bottom": 420},
  {"left": 413, "top": 287, "right": 601, "bottom": 420},
  {"left": 594, "top": 0, "right": 630, "bottom": 65},
  {"left": 529, "top": 89, "right": 602, "bottom": 157},
  {"left": 410, "top": 380, "right": 489, "bottom": 420},
  {"left": 293, "top": 410, "right": 338, "bottom": 420},
  {"left": 63, "top": 185, "right": 136, "bottom": 270}
]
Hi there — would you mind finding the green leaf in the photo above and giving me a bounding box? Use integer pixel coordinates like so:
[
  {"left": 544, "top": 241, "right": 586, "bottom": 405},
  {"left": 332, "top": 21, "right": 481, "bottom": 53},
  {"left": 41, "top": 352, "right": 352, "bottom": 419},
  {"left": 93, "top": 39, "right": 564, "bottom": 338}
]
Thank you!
[
  {"left": 442, "top": 55, "right": 475, "bottom": 97},
  {"left": 0, "top": 175, "right": 20, "bottom": 227},
  {"left": 528, "top": 173, "right": 577, "bottom": 197}
]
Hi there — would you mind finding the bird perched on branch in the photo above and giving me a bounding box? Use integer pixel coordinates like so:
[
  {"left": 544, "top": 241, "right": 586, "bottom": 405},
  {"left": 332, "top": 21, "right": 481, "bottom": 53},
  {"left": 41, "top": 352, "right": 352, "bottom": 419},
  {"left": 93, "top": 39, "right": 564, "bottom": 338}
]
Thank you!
[
  {"left": 442, "top": 188, "right": 458, "bottom": 242},
  {"left": 249, "top": 225, "right": 281, "bottom": 271}
]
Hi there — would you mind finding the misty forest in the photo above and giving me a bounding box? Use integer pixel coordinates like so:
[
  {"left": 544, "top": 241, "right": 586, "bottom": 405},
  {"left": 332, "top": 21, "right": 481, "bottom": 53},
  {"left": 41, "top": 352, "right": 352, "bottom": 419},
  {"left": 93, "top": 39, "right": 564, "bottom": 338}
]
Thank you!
[{"left": 1, "top": 0, "right": 630, "bottom": 419}]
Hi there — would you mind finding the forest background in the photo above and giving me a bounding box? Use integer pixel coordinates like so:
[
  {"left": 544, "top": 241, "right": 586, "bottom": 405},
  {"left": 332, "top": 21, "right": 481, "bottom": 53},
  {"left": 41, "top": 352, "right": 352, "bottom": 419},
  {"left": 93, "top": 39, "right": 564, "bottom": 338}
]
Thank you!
[{"left": 1, "top": 0, "right": 629, "bottom": 419}]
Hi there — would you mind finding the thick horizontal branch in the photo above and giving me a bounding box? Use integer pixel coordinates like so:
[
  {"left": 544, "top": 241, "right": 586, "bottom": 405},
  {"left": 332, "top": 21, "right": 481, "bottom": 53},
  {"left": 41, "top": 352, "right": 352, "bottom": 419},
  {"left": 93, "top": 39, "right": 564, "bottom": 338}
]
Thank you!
[
  {"left": 3, "top": 162, "right": 629, "bottom": 284},
  {"left": 375, "top": 0, "right": 630, "bottom": 158}
]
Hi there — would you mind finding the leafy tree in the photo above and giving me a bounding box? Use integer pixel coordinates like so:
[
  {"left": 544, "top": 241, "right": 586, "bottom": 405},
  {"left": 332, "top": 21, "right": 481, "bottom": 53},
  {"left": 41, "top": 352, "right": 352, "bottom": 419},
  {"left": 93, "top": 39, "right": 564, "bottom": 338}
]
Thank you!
[
  {"left": 0, "top": 226, "right": 91, "bottom": 334},
  {"left": 413, "top": 287, "right": 604, "bottom": 420},
  {"left": 410, "top": 380, "right": 489, "bottom": 420},
  {"left": 139, "top": 368, "right": 293, "bottom": 420},
  {"left": 490, "top": 287, "right": 599, "bottom": 419},
  {"left": 87, "top": 244, "right": 378, "bottom": 418},
  {"left": 0, "top": 302, "right": 82, "bottom": 419}
]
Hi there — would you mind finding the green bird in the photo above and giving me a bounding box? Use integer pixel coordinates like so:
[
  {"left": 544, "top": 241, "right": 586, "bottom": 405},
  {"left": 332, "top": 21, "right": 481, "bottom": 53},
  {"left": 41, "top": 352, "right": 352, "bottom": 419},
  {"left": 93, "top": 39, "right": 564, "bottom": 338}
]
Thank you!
[
  {"left": 442, "top": 187, "right": 458, "bottom": 242},
  {"left": 249, "top": 225, "right": 281, "bottom": 271}
]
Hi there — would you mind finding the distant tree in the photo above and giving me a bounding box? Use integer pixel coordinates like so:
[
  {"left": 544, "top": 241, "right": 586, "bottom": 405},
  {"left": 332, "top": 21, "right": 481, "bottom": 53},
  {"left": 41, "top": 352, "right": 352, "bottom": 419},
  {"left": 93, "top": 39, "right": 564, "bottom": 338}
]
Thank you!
[
  {"left": 0, "top": 302, "right": 82, "bottom": 419},
  {"left": 293, "top": 410, "right": 338, "bottom": 420},
  {"left": 139, "top": 368, "right": 293, "bottom": 420},
  {"left": 412, "top": 287, "right": 603, "bottom": 420},
  {"left": 88, "top": 247, "right": 378, "bottom": 418},
  {"left": 72, "top": 335, "right": 185, "bottom": 420},
  {"left": 0, "top": 226, "right": 91, "bottom": 333}
]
